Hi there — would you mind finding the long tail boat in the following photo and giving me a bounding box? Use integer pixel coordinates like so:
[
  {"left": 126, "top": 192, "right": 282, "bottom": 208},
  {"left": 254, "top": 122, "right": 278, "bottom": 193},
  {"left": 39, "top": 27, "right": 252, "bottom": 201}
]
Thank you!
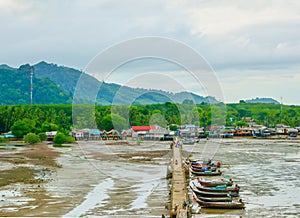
[
  {"left": 196, "top": 178, "right": 233, "bottom": 187},
  {"left": 193, "top": 193, "right": 245, "bottom": 209},
  {"left": 190, "top": 182, "right": 239, "bottom": 198},
  {"left": 193, "top": 181, "right": 238, "bottom": 193},
  {"left": 190, "top": 168, "right": 222, "bottom": 176},
  {"left": 198, "top": 196, "right": 234, "bottom": 202}
]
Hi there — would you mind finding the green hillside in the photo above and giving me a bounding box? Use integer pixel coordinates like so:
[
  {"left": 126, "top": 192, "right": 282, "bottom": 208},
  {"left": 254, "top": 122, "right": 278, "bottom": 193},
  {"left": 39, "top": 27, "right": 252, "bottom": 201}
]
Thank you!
[
  {"left": 0, "top": 64, "right": 72, "bottom": 104},
  {"left": 0, "top": 61, "right": 218, "bottom": 105}
]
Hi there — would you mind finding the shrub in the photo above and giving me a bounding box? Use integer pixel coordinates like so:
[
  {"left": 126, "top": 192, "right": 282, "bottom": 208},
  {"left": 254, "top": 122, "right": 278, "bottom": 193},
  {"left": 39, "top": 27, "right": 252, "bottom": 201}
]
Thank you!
[
  {"left": 24, "top": 133, "right": 40, "bottom": 144},
  {"left": 65, "top": 135, "right": 75, "bottom": 143},
  {"left": 0, "top": 137, "right": 7, "bottom": 143},
  {"left": 53, "top": 133, "right": 66, "bottom": 145},
  {"left": 38, "top": 133, "right": 47, "bottom": 142},
  {"left": 53, "top": 133, "right": 75, "bottom": 144},
  {"left": 11, "top": 119, "right": 36, "bottom": 138}
]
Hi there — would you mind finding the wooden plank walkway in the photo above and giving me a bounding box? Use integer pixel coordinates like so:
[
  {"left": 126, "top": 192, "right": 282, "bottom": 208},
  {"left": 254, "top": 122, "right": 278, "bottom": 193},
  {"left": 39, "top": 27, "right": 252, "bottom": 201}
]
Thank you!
[{"left": 170, "top": 139, "right": 188, "bottom": 218}]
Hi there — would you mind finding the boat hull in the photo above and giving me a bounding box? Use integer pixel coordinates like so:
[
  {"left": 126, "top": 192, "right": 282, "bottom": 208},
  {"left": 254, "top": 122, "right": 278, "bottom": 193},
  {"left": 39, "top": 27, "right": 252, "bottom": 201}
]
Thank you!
[
  {"left": 198, "top": 196, "right": 233, "bottom": 202},
  {"left": 190, "top": 168, "right": 222, "bottom": 176},
  {"left": 191, "top": 185, "right": 239, "bottom": 198},
  {"left": 193, "top": 193, "right": 245, "bottom": 209}
]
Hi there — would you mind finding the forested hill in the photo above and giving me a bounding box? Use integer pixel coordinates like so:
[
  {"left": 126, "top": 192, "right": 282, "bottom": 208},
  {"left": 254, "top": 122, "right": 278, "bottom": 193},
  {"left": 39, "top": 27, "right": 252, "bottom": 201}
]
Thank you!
[
  {"left": 0, "top": 64, "right": 72, "bottom": 104},
  {"left": 245, "top": 97, "right": 280, "bottom": 104},
  {"left": 0, "top": 61, "right": 218, "bottom": 105}
]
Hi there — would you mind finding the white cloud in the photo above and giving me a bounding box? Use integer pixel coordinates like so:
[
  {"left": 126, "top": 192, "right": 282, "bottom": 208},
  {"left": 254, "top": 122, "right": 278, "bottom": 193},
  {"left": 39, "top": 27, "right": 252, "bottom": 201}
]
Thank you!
[
  {"left": 185, "top": 0, "right": 300, "bottom": 36},
  {"left": 0, "top": 0, "right": 299, "bottom": 103},
  {"left": 219, "top": 67, "right": 300, "bottom": 105}
]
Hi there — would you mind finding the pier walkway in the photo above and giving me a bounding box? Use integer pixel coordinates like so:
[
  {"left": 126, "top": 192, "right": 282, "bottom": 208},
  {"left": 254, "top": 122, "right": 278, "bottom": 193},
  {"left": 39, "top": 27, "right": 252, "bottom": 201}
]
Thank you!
[{"left": 170, "top": 139, "right": 188, "bottom": 218}]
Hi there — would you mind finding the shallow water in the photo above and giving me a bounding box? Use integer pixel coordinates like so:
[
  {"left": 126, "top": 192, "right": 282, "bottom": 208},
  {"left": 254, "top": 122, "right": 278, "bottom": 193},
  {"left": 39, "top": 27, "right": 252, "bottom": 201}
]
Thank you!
[{"left": 186, "top": 139, "right": 300, "bottom": 218}]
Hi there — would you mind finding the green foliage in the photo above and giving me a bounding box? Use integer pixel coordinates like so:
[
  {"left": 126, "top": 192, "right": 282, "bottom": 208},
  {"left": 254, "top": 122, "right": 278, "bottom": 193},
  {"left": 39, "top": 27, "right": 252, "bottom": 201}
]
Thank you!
[
  {"left": 53, "top": 133, "right": 75, "bottom": 145},
  {"left": 97, "top": 113, "right": 127, "bottom": 131},
  {"left": 41, "top": 122, "right": 59, "bottom": 132},
  {"left": 0, "top": 66, "right": 72, "bottom": 105},
  {"left": 24, "top": 133, "right": 40, "bottom": 144},
  {"left": 53, "top": 144, "right": 72, "bottom": 148},
  {"left": 11, "top": 119, "right": 35, "bottom": 138},
  {"left": 234, "top": 120, "right": 248, "bottom": 127},
  {"left": 53, "top": 133, "right": 66, "bottom": 145},
  {"left": 1, "top": 62, "right": 218, "bottom": 106},
  {"left": 65, "top": 135, "right": 75, "bottom": 143},
  {"left": 0, "top": 102, "right": 299, "bottom": 138},
  {"left": 149, "top": 113, "right": 167, "bottom": 127},
  {"left": 38, "top": 133, "right": 47, "bottom": 141},
  {"left": 0, "top": 137, "right": 7, "bottom": 143},
  {"left": 0, "top": 105, "right": 72, "bottom": 134},
  {"left": 169, "top": 124, "right": 178, "bottom": 131}
]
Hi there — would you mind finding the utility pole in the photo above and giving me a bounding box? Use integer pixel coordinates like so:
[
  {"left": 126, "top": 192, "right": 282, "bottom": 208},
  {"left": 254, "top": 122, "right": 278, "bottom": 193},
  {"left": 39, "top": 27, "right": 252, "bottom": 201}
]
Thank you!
[
  {"left": 280, "top": 96, "right": 283, "bottom": 124},
  {"left": 30, "top": 68, "right": 33, "bottom": 105}
]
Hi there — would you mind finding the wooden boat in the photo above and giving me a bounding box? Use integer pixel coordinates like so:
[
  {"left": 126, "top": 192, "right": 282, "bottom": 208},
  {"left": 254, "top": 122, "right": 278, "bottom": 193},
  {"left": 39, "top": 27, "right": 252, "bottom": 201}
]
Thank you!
[
  {"left": 190, "top": 168, "right": 222, "bottom": 176},
  {"left": 197, "top": 178, "right": 233, "bottom": 187},
  {"left": 198, "top": 196, "right": 233, "bottom": 202},
  {"left": 190, "top": 166, "right": 217, "bottom": 172},
  {"left": 193, "top": 183, "right": 238, "bottom": 193},
  {"left": 191, "top": 160, "right": 221, "bottom": 168},
  {"left": 190, "top": 182, "right": 239, "bottom": 198},
  {"left": 193, "top": 193, "right": 245, "bottom": 209}
]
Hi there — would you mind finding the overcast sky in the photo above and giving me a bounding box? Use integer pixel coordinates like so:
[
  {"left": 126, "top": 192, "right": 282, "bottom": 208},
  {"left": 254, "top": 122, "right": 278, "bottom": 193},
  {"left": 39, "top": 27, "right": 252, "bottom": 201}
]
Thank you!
[{"left": 0, "top": 0, "right": 299, "bottom": 104}]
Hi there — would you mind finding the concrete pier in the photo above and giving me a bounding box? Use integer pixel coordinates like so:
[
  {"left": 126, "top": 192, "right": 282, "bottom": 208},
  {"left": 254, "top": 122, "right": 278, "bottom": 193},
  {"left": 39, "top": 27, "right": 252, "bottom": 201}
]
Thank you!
[{"left": 170, "top": 139, "right": 189, "bottom": 218}]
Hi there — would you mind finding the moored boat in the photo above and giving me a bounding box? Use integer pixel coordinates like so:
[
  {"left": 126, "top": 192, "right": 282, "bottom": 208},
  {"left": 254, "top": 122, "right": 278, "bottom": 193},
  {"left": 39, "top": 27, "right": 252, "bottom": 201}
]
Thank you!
[
  {"left": 190, "top": 168, "right": 222, "bottom": 176},
  {"left": 198, "top": 196, "right": 233, "bottom": 202},
  {"left": 191, "top": 166, "right": 217, "bottom": 172},
  {"left": 197, "top": 178, "right": 233, "bottom": 187},
  {"left": 190, "top": 159, "right": 221, "bottom": 168},
  {"left": 190, "top": 182, "right": 239, "bottom": 198},
  {"left": 193, "top": 181, "right": 238, "bottom": 193},
  {"left": 193, "top": 193, "right": 245, "bottom": 209}
]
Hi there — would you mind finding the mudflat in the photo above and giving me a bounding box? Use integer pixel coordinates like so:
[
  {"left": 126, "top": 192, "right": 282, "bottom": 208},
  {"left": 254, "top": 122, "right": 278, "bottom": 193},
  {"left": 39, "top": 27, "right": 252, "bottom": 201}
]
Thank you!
[{"left": 0, "top": 138, "right": 299, "bottom": 217}]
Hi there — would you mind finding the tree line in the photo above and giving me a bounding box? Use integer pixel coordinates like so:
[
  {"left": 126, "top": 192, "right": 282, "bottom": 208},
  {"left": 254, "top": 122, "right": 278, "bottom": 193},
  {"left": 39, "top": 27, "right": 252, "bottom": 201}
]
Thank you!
[{"left": 0, "top": 102, "right": 299, "bottom": 137}]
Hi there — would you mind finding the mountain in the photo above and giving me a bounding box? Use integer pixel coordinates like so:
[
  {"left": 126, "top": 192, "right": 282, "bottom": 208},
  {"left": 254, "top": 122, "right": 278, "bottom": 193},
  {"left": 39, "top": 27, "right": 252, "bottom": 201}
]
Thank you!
[
  {"left": 0, "top": 61, "right": 219, "bottom": 105},
  {"left": 245, "top": 97, "right": 280, "bottom": 104},
  {"left": 0, "top": 64, "right": 72, "bottom": 104},
  {"left": 0, "top": 64, "right": 14, "bottom": 70}
]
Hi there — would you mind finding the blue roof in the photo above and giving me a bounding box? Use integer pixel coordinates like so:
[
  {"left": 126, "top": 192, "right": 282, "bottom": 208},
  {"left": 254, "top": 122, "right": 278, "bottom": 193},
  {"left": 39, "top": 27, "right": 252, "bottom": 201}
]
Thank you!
[
  {"left": 88, "top": 129, "right": 100, "bottom": 134},
  {"left": 186, "top": 124, "right": 196, "bottom": 128},
  {"left": 4, "top": 134, "right": 16, "bottom": 138}
]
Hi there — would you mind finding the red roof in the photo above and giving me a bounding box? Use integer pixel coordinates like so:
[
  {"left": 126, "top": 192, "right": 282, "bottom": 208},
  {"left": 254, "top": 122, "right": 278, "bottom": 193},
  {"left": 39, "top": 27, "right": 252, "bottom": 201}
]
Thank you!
[
  {"left": 131, "top": 126, "right": 155, "bottom": 131},
  {"left": 206, "top": 126, "right": 221, "bottom": 131}
]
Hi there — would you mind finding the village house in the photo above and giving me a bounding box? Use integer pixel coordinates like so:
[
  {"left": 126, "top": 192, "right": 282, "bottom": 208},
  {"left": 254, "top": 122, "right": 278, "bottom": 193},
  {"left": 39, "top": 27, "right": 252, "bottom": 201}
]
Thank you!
[
  {"left": 131, "top": 125, "right": 169, "bottom": 140},
  {"left": 46, "top": 131, "right": 57, "bottom": 141},
  {"left": 101, "top": 129, "right": 121, "bottom": 140},
  {"left": 131, "top": 126, "right": 155, "bottom": 139},
  {"left": 275, "top": 124, "right": 290, "bottom": 135},
  {"left": 179, "top": 124, "right": 198, "bottom": 138}
]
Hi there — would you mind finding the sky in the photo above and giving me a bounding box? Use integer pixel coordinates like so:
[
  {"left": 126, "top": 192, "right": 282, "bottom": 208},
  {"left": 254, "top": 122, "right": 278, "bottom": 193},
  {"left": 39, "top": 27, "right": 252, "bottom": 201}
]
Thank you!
[{"left": 0, "top": 0, "right": 300, "bottom": 105}]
